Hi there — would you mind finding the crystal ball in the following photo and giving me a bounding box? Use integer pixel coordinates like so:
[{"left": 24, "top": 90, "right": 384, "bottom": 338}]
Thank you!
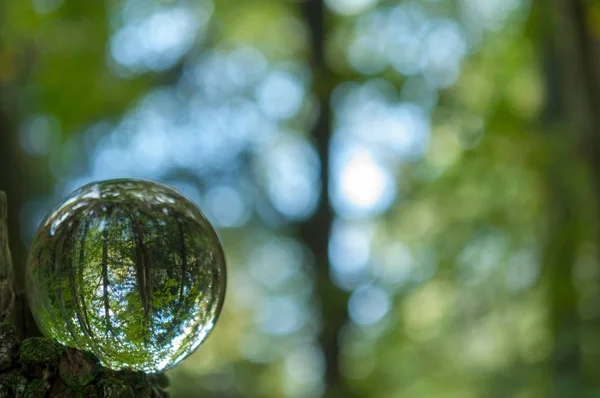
[{"left": 26, "top": 179, "right": 226, "bottom": 373}]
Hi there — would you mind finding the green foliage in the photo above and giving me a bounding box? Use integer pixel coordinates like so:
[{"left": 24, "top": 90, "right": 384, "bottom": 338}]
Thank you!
[{"left": 3, "top": 0, "right": 600, "bottom": 396}]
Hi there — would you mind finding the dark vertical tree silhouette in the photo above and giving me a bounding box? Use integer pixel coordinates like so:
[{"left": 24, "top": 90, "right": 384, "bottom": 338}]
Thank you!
[
  {"left": 102, "top": 215, "right": 112, "bottom": 334},
  {"left": 178, "top": 220, "right": 187, "bottom": 305},
  {"left": 0, "top": 109, "right": 36, "bottom": 338},
  {"left": 76, "top": 220, "right": 94, "bottom": 337},
  {"left": 132, "top": 213, "right": 152, "bottom": 323},
  {"left": 56, "top": 223, "right": 80, "bottom": 345},
  {"left": 0, "top": 192, "right": 14, "bottom": 324},
  {"left": 544, "top": 0, "right": 600, "bottom": 393},
  {"left": 300, "top": 1, "right": 351, "bottom": 396}
]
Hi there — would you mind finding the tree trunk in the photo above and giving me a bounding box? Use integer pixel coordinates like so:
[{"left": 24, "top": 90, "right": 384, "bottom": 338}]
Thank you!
[
  {"left": 0, "top": 192, "right": 15, "bottom": 325},
  {"left": 300, "top": 1, "right": 352, "bottom": 396},
  {"left": 545, "top": 0, "right": 600, "bottom": 393}
]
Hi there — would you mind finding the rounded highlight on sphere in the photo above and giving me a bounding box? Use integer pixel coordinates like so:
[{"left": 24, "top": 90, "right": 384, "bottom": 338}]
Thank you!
[{"left": 26, "top": 179, "right": 226, "bottom": 373}]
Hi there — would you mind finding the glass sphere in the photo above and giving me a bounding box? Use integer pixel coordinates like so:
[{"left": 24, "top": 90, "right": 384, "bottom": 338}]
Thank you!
[{"left": 26, "top": 179, "right": 226, "bottom": 373}]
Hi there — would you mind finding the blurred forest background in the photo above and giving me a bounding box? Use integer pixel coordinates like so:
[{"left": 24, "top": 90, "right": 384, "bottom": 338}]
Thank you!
[{"left": 1, "top": 0, "right": 599, "bottom": 397}]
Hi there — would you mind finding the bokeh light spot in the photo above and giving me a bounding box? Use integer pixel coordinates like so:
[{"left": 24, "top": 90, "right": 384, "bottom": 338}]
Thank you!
[
  {"left": 110, "top": 5, "right": 207, "bottom": 73},
  {"left": 249, "top": 239, "right": 303, "bottom": 289},
  {"left": 331, "top": 147, "right": 396, "bottom": 218},
  {"left": 33, "top": 0, "right": 63, "bottom": 14},
  {"left": 325, "top": 0, "right": 378, "bottom": 16},
  {"left": 19, "top": 115, "right": 60, "bottom": 156},
  {"left": 348, "top": 284, "right": 391, "bottom": 326},
  {"left": 256, "top": 296, "right": 305, "bottom": 335},
  {"left": 329, "top": 220, "right": 375, "bottom": 290},
  {"left": 204, "top": 185, "right": 250, "bottom": 228},
  {"left": 255, "top": 70, "right": 306, "bottom": 121},
  {"left": 259, "top": 134, "right": 321, "bottom": 221}
]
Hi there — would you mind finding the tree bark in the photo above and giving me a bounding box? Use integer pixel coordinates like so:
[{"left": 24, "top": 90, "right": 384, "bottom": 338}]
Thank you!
[{"left": 0, "top": 192, "right": 15, "bottom": 325}]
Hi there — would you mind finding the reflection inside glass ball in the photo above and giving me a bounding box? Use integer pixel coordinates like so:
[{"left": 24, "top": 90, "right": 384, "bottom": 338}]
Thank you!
[{"left": 26, "top": 179, "right": 227, "bottom": 373}]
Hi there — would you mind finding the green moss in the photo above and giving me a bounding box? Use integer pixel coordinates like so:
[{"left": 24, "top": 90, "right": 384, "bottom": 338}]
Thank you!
[
  {"left": 19, "top": 337, "right": 61, "bottom": 366},
  {"left": 23, "top": 379, "right": 47, "bottom": 398},
  {"left": 98, "top": 377, "right": 135, "bottom": 398},
  {"left": 0, "top": 336, "right": 163, "bottom": 398}
]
